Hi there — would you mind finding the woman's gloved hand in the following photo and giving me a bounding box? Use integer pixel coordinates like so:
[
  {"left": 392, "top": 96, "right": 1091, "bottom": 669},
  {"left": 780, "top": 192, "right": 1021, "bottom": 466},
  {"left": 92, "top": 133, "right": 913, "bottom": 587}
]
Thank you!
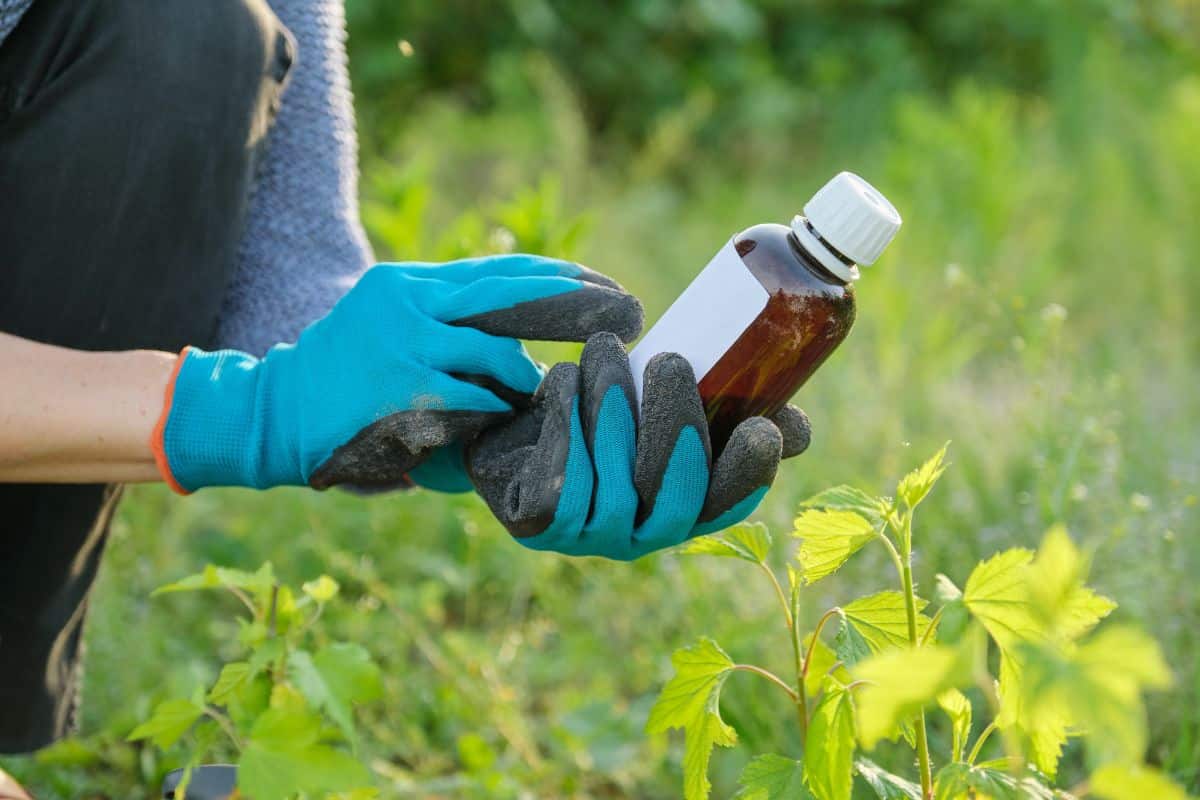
[
  {"left": 467, "top": 333, "right": 811, "bottom": 560},
  {"left": 152, "top": 256, "right": 643, "bottom": 493}
]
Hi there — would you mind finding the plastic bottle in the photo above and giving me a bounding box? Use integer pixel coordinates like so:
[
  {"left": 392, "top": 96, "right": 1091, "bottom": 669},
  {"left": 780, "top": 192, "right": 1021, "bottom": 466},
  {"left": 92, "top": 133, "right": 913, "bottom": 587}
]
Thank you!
[{"left": 628, "top": 171, "right": 902, "bottom": 453}]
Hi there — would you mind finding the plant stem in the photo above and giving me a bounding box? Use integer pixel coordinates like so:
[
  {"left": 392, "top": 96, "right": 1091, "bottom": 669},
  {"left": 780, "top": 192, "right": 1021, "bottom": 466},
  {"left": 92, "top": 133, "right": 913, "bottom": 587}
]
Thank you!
[
  {"left": 801, "top": 607, "right": 841, "bottom": 684},
  {"left": 204, "top": 706, "right": 244, "bottom": 750},
  {"left": 732, "top": 664, "right": 799, "bottom": 702},
  {"left": 896, "top": 512, "right": 935, "bottom": 800},
  {"left": 759, "top": 562, "right": 793, "bottom": 631},
  {"left": 789, "top": 572, "right": 809, "bottom": 738},
  {"left": 967, "top": 720, "right": 998, "bottom": 765}
]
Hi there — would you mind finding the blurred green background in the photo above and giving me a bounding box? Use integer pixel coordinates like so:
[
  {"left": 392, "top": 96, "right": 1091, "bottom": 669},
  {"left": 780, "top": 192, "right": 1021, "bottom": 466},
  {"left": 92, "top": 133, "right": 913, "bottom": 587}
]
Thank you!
[{"left": 9, "top": 0, "right": 1200, "bottom": 796}]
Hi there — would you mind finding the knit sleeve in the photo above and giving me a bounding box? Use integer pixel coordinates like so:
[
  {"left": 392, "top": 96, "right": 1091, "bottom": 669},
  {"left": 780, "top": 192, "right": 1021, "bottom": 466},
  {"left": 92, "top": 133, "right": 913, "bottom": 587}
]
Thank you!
[
  {"left": 215, "top": 0, "right": 374, "bottom": 356},
  {"left": 0, "top": 0, "right": 34, "bottom": 46}
]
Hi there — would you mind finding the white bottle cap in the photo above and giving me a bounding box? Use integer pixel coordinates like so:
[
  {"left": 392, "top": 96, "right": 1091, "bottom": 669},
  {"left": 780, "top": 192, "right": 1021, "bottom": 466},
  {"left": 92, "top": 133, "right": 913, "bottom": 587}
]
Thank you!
[{"left": 791, "top": 171, "right": 902, "bottom": 281}]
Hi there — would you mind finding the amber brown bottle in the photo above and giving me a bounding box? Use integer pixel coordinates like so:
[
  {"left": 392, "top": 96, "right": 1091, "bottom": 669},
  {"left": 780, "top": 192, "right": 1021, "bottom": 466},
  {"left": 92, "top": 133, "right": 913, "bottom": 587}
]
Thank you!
[{"left": 629, "top": 172, "right": 902, "bottom": 454}]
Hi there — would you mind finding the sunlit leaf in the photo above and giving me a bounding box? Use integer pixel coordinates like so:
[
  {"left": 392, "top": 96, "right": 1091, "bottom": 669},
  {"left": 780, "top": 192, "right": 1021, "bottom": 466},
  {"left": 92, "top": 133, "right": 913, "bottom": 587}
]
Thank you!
[
  {"left": 681, "top": 521, "right": 772, "bottom": 564},
  {"left": 896, "top": 443, "right": 949, "bottom": 509},
  {"left": 800, "top": 485, "right": 889, "bottom": 524},
  {"left": 646, "top": 638, "right": 738, "bottom": 800},
  {"left": 853, "top": 643, "right": 972, "bottom": 749},
  {"left": 805, "top": 678, "right": 857, "bottom": 800},
  {"left": 733, "top": 753, "right": 811, "bottom": 799},
  {"left": 302, "top": 575, "right": 341, "bottom": 603},
  {"left": 793, "top": 510, "right": 877, "bottom": 584},
  {"left": 841, "top": 592, "right": 930, "bottom": 654},
  {"left": 934, "top": 762, "right": 1055, "bottom": 799},
  {"left": 855, "top": 757, "right": 922, "bottom": 799},
  {"left": 1090, "top": 764, "right": 1192, "bottom": 800},
  {"left": 804, "top": 633, "right": 851, "bottom": 698},
  {"left": 1019, "top": 626, "right": 1172, "bottom": 766},
  {"left": 1026, "top": 526, "right": 1115, "bottom": 638},
  {"left": 962, "top": 548, "right": 1039, "bottom": 650},
  {"left": 937, "top": 689, "right": 972, "bottom": 762}
]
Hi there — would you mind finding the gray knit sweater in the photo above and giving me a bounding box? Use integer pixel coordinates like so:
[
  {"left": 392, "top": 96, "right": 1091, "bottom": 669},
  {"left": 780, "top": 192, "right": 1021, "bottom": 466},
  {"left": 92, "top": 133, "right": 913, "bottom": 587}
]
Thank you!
[{"left": 0, "top": 0, "right": 372, "bottom": 356}]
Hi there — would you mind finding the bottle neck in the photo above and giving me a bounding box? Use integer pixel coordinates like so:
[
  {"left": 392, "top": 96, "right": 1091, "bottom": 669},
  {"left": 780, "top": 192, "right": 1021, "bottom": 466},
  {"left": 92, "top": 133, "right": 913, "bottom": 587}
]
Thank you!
[{"left": 789, "top": 216, "right": 860, "bottom": 284}]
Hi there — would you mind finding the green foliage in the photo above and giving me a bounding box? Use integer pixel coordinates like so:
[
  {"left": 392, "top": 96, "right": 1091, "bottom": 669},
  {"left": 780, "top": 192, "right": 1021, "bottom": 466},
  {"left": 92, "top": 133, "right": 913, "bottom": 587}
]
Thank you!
[
  {"left": 127, "top": 568, "right": 378, "bottom": 798},
  {"left": 644, "top": 638, "right": 738, "bottom": 800},
  {"left": 793, "top": 509, "right": 878, "bottom": 584},
  {"left": 656, "top": 447, "right": 1190, "bottom": 799},
  {"left": 734, "top": 754, "right": 810, "bottom": 800}
]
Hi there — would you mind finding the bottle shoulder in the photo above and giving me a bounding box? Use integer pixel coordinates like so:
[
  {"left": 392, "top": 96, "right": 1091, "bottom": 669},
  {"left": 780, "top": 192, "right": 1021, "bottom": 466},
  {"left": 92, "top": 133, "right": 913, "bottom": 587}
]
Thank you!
[{"left": 734, "top": 223, "right": 855, "bottom": 300}]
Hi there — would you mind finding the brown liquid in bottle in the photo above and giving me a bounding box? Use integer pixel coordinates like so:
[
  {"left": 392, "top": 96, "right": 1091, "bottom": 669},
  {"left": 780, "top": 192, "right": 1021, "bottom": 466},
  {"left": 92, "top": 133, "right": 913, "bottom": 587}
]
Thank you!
[{"left": 699, "top": 223, "right": 856, "bottom": 453}]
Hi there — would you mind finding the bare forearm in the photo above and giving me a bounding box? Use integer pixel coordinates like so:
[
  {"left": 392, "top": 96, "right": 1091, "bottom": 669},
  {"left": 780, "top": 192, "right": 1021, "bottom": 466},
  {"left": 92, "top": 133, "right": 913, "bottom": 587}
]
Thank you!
[{"left": 0, "top": 332, "right": 174, "bottom": 483}]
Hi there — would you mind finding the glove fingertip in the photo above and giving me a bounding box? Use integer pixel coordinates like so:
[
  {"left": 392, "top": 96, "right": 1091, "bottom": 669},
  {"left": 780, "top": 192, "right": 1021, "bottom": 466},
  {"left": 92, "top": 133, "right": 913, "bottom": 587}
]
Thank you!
[
  {"left": 699, "top": 416, "right": 782, "bottom": 524},
  {"left": 771, "top": 404, "right": 812, "bottom": 459}
]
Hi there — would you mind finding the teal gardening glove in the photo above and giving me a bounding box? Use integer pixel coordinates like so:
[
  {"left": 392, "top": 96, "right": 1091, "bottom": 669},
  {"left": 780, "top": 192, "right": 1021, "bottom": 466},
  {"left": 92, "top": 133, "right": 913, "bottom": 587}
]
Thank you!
[
  {"left": 151, "top": 256, "right": 643, "bottom": 493},
  {"left": 466, "top": 333, "right": 812, "bottom": 560}
]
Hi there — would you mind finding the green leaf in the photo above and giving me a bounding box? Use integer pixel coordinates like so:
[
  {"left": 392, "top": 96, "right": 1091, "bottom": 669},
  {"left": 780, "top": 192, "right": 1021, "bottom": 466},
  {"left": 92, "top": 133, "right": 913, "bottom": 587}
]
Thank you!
[
  {"left": 237, "top": 707, "right": 371, "bottom": 798},
  {"left": 208, "top": 662, "right": 253, "bottom": 705},
  {"left": 936, "top": 689, "right": 972, "bottom": 762},
  {"left": 800, "top": 485, "right": 889, "bottom": 523},
  {"left": 288, "top": 643, "right": 383, "bottom": 745},
  {"left": 126, "top": 696, "right": 205, "bottom": 748},
  {"left": 733, "top": 754, "right": 811, "bottom": 799},
  {"left": 793, "top": 510, "right": 877, "bottom": 584},
  {"left": 896, "top": 443, "right": 949, "bottom": 509},
  {"left": 962, "top": 548, "right": 1039, "bottom": 651},
  {"left": 805, "top": 678, "right": 857, "bottom": 800},
  {"left": 934, "top": 762, "right": 1055, "bottom": 799},
  {"left": 1026, "top": 526, "right": 1116, "bottom": 638},
  {"left": 841, "top": 592, "right": 931, "bottom": 654},
  {"left": 1019, "top": 625, "right": 1172, "bottom": 766},
  {"left": 833, "top": 615, "right": 872, "bottom": 668},
  {"left": 152, "top": 562, "right": 275, "bottom": 597},
  {"left": 853, "top": 643, "right": 972, "bottom": 749},
  {"left": 646, "top": 638, "right": 738, "bottom": 800},
  {"left": 855, "top": 757, "right": 922, "bottom": 799},
  {"left": 302, "top": 574, "right": 341, "bottom": 603},
  {"left": 681, "top": 521, "right": 773, "bottom": 564},
  {"left": 997, "top": 652, "right": 1068, "bottom": 779},
  {"left": 1090, "top": 764, "right": 1193, "bottom": 800}
]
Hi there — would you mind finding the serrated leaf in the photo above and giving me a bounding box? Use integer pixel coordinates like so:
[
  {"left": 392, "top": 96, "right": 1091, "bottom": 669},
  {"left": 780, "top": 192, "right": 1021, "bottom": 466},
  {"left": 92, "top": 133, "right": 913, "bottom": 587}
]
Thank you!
[
  {"left": 997, "top": 652, "right": 1068, "bottom": 778},
  {"left": 646, "top": 638, "right": 737, "bottom": 800},
  {"left": 681, "top": 522, "right": 772, "bottom": 564},
  {"left": 793, "top": 510, "right": 877, "bottom": 584},
  {"left": 1019, "top": 626, "right": 1172, "bottom": 766},
  {"left": 288, "top": 643, "right": 383, "bottom": 746},
  {"left": 237, "top": 707, "right": 371, "bottom": 798},
  {"left": 963, "top": 549, "right": 1039, "bottom": 651},
  {"left": 855, "top": 758, "right": 922, "bottom": 799},
  {"left": 806, "top": 678, "right": 856, "bottom": 800},
  {"left": 833, "top": 615, "right": 873, "bottom": 668},
  {"left": 934, "top": 762, "right": 1055, "bottom": 799},
  {"left": 853, "top": 644, "right": 972, "bottom": 749},
  {"left": 896, "top": 443, "right": 949, "bottom": 509},
  {"left": 733, "top": 754, "right": 811, "bottom": 799},
  {"left": 126, "top": 697, "right": 205, "bottom": 748},
  {"left": 801, "top": 485, "right": 888, "bottom": 523},
  {"left": 302, "top": 574, "right": 341, "bottom": 603},
  {"left": 152, "top": 562, "right": 275, "bottom": 597},
  {"left": 1090, "top": 764, "right": 1192, "bottom": 800},
  {"left": 937, "top": 689, "right": 972, "bottom": 762},
  {"left": 1026, "top": 526, "right": 1116, "bottom": 638},
  {"left": 841, "top": 592, "right": 930, "bottom": 654}
]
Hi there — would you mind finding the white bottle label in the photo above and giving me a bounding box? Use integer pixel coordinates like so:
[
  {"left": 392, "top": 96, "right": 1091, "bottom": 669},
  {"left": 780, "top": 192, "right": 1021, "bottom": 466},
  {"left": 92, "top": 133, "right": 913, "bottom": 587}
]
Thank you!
[{"left": 629, "top": 237, "right": 770, "bottom": 403}]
